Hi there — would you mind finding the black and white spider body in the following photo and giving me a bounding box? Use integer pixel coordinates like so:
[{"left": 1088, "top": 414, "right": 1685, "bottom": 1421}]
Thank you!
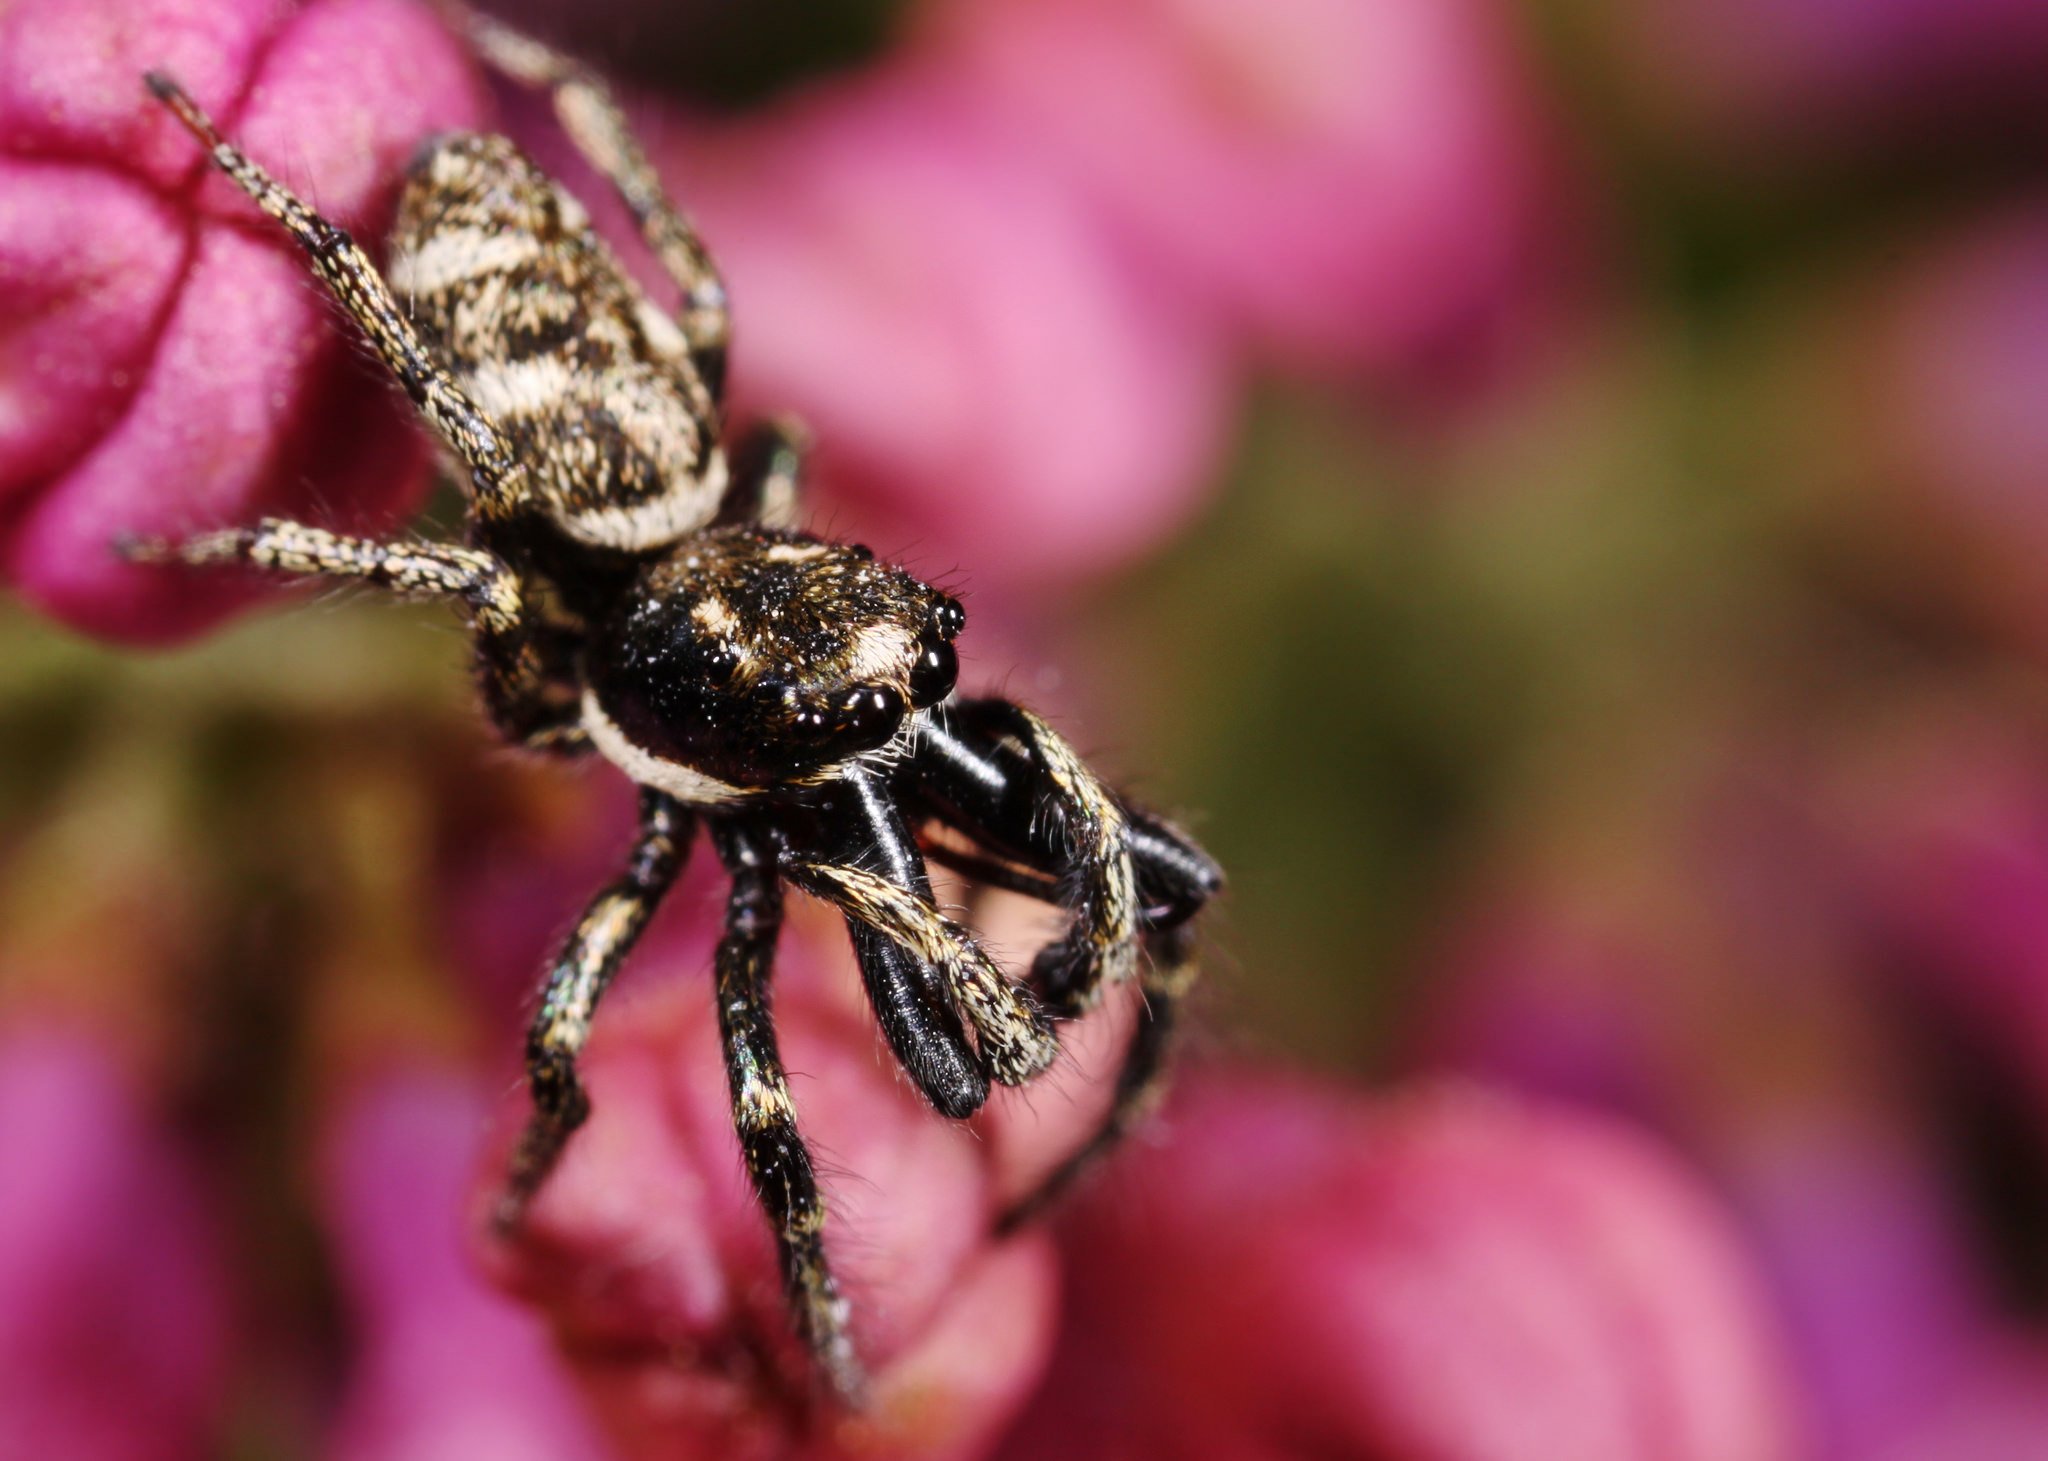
[{"left": 130, "top": 8, "right": 1219, "bottom": 1404}]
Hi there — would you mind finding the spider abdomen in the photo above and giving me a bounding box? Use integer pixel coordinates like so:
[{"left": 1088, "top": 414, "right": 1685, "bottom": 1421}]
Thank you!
[{"left": 388, "top": 134, "right": 725, "bottom": 553}]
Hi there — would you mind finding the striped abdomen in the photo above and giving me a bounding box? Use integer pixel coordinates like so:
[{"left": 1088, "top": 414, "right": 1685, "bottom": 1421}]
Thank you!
[{"left": 386, "top": 134, "right": 725, "bottom": 551}]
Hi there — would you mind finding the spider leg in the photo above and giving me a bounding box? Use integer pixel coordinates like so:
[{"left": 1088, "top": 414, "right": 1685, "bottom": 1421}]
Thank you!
[
  {"left": 787, "top": 765, "right": 1055, "bottom": 1107},
  {"left": 121, "top": 520, "right": 582, "bottom": 751},
  {"left": 903, "top": 709, "right": 1222, "bottom": 1224},
  {"left": 790, "top": 858, "right": 1057, "bottom": 1088},
  {"left": 144, "top": 75, "right": 534, "bottom": 526},
  {"left": 448, "top": 4, "right": 731, "bottom": 392},
  {"left": 715, "top": 416, "right": 810, "bottom": 532},
  {"left": 915, "top": 699, "right": 1142, "bottom": 1016},
  {"left": 498, "top": 789, "right": 694, "bottom": 1224},
  {"left": 707, "top": 818, "right": 863, "bottom": 1403},
  {"left": 989, "top": 825, "right": 1212, "bottom": 1228}
]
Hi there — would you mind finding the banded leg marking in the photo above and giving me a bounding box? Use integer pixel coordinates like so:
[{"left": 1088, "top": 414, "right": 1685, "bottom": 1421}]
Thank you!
[
  {"left": 789, "top": 860, "right": 1056, "bottom": 1087},
  {"left": 453, "top": 5, "right": 731, "bottom": 387},
  {"left": 144, "top": 75, "right": 533, "bottom": 523},
  {"left": 970, "top": 704, "right": 1139, "bottom": 1016},
  {"left": 499, "top": 790, "right": 693, "bottom": 1223},
  {"left": 122, "top": 519, "right": 580, "bottom": 749},
  {"left": 710, "top": 821, "right": 862, "bottom": 1402}
]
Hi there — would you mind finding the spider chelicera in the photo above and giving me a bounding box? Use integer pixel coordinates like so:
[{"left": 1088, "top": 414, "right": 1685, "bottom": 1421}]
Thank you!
[{"left": 128, "top": 9, "right": 1220, "bottom": 1401}]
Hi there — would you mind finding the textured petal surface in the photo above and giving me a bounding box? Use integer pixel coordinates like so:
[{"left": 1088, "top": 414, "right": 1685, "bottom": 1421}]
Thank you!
[
  {"left": 0, "top": 0, "right": 487, "bottom": 641},
  {"left": 998, "top": 1074, "right": 1804, "bottom": 1461}
]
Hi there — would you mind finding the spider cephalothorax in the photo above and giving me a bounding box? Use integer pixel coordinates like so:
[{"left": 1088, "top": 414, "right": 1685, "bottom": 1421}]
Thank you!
[
  {"left": 131, "top": 6, "right": 1219, "bottom": 1404},
  {"left": 587, "top": 527, "right": 964, "bottom": 789}
]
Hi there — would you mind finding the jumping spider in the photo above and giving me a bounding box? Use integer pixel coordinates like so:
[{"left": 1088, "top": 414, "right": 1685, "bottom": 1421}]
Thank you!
[{"left": 130, "top": 9, "right": 1220, "bottom": 1401}]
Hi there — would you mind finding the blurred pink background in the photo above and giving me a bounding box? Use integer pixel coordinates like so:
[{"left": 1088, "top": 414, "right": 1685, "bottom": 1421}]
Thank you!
[{"left": 5, "top": 0, "right": 2048, "bottom": 1456}]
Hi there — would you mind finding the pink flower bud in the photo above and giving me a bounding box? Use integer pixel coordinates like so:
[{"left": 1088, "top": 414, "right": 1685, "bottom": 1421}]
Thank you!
[
  {"left": 927, "top": 0, "right": 1578, "bottom": 387},
  {"left": 999, "top": 1073, "right": 1804, "bottom": 1461},
  {"left": 0, "top": 1019, "right": 228, "bottom": 1461},
  {"left": 0, "top": 0, "right": 487, "bottom": 642},
  {"left": 478, "top": 935, "right": 1058, "bottom": 1460},
  {"left": 320, "top": 1063, "right": 612, "bottom": 1461},
  {"left": 1865, "top": 206, "right": 2048, "bottom": 656},
  {"left": 647, "top": 70, "right": 1235, "bottom": 591},
  {"left": 1825, "top": 705, "right": 2048, "bottom": 1125}
]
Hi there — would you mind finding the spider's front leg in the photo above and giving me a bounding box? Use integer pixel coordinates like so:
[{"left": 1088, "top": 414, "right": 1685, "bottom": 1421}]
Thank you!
[
  {"left": 914, "top": 700, "right": 1145, "bottom": 1015},
  {"left": 784, "top": 765, "right": 1058, "bottom": 1111},
  {"left": 706, "top": 818, "right": 862, "bottom": 1401},
  {"left": 499, "top": 789, "right": 694, "bottom": 1223},
  {"left": 122, "top": 521, "right": 583, "bottom": 750},
  {"left": 903, "top": 699, "right": 1223, "bottom": 1224}
]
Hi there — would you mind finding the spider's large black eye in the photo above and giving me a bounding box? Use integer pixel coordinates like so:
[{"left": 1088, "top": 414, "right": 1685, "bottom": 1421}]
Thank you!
[
  {"left": 908, "top": 638, "right": 958, "bottom": 709},
  {"left": 791, "top": 685, "right": 905, "bottom": 759},
  {"left": 591, "top": 532, "right": 940, "bottom": 786}
]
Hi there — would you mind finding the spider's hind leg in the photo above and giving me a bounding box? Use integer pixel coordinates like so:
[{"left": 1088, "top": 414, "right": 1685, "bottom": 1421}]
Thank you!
[
  {"left": 905, "top": 703, "right": 1223, "bottom": 1224},
  {"left": 447, "top": 4, "right": 731, "bottom": 390},
  {"left": 716, "top": 416, "right": 810, "bottom": 531},
  {"left": 143, "top": 74, "right": 534, "bottom": 525}
]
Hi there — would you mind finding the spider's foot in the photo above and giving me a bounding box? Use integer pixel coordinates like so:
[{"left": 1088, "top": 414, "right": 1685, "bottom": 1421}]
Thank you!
[
  {"left": 495, "top": 1055, "right": 590, "bottom": 1232},
  {"left": 492, "top": 1134, "right": 565, "bottom": 1236},
  {"left": 111, "top": 532, "right": 170, "bottom": 564},
  {"left": 1029, "top": 934, "right": 1135, "bottom": 1019},
  {"left": 143, "top": 70, "right": 224, "bottom": 148},
  {"left": 114, "top": 527, "right": 253, "bottom": 568},
  {"left": 818, "top": 1341, "right": 868, "bottom": 1410},
  {"left": 487, "top": 1188, "right": 529, "bottom": 1238},
  {"left": 787, "top": 1251, "right": 867, "bottom": 1407}
]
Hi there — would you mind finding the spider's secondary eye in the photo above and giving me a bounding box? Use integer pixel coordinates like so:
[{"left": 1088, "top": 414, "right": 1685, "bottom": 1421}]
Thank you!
[
  {"left": 932, "top": 596, "right": 966, "bottom": 640},
  {"left": 908, "top": 638, "right": 957, "bottom": 709}
]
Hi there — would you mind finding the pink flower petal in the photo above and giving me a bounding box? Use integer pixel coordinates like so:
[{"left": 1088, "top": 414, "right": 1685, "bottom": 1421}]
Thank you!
[
  {"left": 0, "top": 0, "right": 488, "bottom": 641},
  {"left": 647, "top": 70, "right": 1235, "bottom": 590},
  {"left": 0, "top": 1018, "right": 229, "bottom": 1461},
  {"left": 931, "top": 0, "right": 1577, "bottom": 385},
  {"left": 321, "top": 1064, "right": 612, "bottom": 1461},
  {"left": 479, "top": 934, "right": 1058, "bottom": 1459},
  {"left": 1000, "top": 1073, "right": 1804, "bottom": 1461}
]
